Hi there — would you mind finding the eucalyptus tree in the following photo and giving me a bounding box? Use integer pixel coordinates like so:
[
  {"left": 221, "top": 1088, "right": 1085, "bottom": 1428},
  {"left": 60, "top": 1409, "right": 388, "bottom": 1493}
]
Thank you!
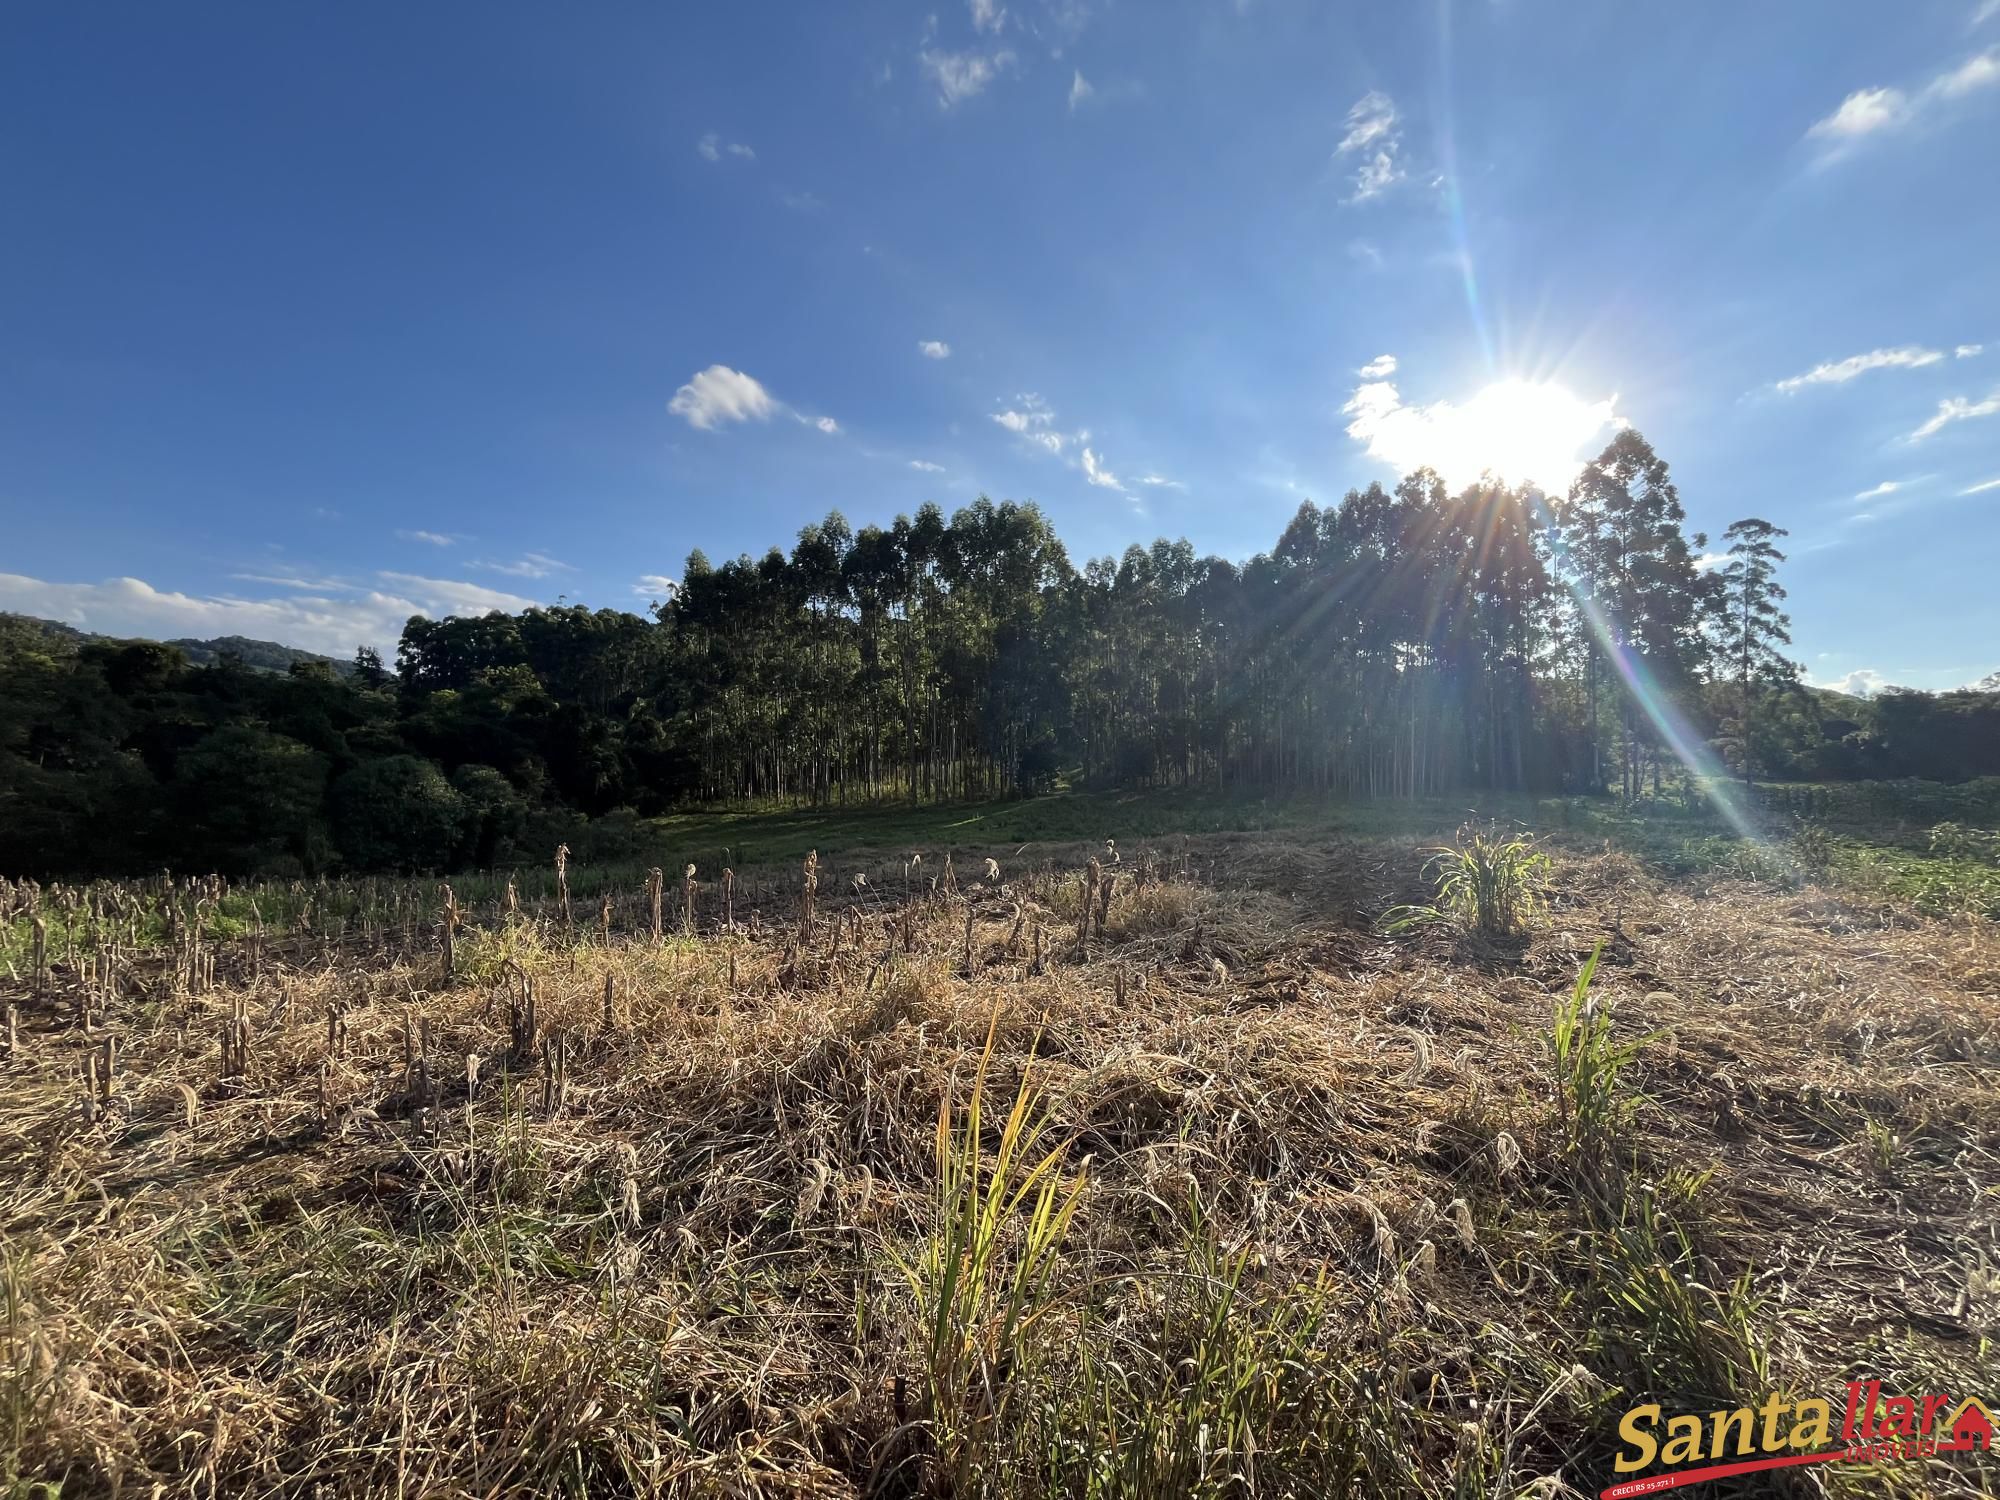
[
  {"left": 1718, "top": 518, "right": 1796, "bottom": 696},
  {"left": 7, "top": 427, "right": 1820, "bottom": 881},
  {"left": 1561, "top": 431, "right": 1714, "bottom": 796}
]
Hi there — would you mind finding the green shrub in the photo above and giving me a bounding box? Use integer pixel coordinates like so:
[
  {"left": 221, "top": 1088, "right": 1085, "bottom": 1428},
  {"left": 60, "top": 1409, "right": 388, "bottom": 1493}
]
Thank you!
[
  {"left": 1929, "top": 820, "right": 2000, "bottom": 866},
  {"left": 331, "top": 755, "right": 470, "bottom": 872},
  {"left": 1382, "top": 823, "right": 1552, "bottom": 937},
  {"left": 451, "top": 763, "right": 529, "bottom": 865}
]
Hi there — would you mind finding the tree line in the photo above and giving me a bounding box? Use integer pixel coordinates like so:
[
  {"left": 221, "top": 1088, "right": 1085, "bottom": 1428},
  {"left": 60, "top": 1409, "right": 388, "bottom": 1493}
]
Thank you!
[{"left": 3, "top": 430, "right": 1996, "bottom": 876}]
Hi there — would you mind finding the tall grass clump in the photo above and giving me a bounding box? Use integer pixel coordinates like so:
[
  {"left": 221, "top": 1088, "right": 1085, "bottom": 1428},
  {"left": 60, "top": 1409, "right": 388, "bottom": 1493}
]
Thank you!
[
  {"left": 1546, "top": 945, "right": 1651, "bottom": 1204},
  {"left": 1541, "top": 952, "right": 1770, "bottom": 1452},
  {"left": 1, "top": 1248, "right": 56, "bottom": 1492},
  {"left": 1036, "top": 1195, "right": 1409, "bottom": 1498},
  {"left": 1788, "top": 817, "right": 1838, "bottom": 883},
  {"left": 895, "top": 1010, "right": 1086, "bottom": 1491},
  {"left": 1382, "top": 823, "right": 1551, "bottom": 937},
  {"left": 1591, "top": 1190, "right": 1770, "bottom": 1418}
]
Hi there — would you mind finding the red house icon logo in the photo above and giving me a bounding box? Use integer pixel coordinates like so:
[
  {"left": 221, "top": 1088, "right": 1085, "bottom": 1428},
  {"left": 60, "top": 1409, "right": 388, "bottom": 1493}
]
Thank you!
[{"left": 1944, "top": 1397, "right": 1995, "bottom": 1453}]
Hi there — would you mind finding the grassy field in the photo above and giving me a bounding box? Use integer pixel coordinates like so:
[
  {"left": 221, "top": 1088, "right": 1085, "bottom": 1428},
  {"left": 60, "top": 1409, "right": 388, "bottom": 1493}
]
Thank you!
[
  {"left": 2, "top": 787, "right": 1998, "bottom": 1497},
  {"left": 6, "top": 780, "right": 1996, "bottom": 978},
  {"left": 615, "top": 776, "right": 2000, "bottom": 887}
]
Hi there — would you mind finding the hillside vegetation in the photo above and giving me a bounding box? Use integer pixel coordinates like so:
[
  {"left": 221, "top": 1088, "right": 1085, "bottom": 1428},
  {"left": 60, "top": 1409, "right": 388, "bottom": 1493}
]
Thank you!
[
  {"left": 0, "top": 613, "right": 353, "bottom": 676},
  {"left": 4, "top": 433, "right": 1998, "bottom": 882}
]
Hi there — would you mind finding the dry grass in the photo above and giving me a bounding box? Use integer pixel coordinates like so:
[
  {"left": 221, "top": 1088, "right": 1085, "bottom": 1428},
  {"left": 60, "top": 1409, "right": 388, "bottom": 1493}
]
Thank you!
[{"left": 2, "top": 829, "right": 1997, "bottom": 1498}]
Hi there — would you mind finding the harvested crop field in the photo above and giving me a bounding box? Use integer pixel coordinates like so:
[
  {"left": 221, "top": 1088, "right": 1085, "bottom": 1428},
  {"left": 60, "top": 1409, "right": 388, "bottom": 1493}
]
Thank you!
[{"left": 3, "top": 829, "right": 1997, "bottom": 1498}]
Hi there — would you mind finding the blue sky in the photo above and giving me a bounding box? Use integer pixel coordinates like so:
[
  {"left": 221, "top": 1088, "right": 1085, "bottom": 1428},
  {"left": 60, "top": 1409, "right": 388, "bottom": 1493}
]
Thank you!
[{"left": 3, "top": 1, "right": 1996, "bottom": 693}]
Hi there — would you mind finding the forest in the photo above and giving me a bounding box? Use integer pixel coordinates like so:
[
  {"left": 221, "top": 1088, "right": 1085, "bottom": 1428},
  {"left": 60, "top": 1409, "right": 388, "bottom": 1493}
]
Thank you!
[{"left": 3, "top": 430, "right": 1997, "bottom": 878}]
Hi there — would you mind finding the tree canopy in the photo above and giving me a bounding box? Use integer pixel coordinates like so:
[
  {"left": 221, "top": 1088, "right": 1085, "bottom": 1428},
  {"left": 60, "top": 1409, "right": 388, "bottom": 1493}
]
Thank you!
[{"left": 3, "top": 433, "right": 1994, "bottom": 877}]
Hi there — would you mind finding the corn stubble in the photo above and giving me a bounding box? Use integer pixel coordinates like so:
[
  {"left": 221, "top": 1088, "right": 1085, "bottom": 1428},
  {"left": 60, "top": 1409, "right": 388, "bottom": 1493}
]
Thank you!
[{"left": 0, "top": 830, "right": 1996, "bottom": 1498}]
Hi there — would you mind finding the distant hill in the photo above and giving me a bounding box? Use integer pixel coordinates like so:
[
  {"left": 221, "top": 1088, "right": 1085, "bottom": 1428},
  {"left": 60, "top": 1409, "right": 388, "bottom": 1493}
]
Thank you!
[
  {"left": 0, "top": 612, "right": 355, "bottom": 677},
  {"left": 164, "top": 632, "right": 357, "bottom": 675}
]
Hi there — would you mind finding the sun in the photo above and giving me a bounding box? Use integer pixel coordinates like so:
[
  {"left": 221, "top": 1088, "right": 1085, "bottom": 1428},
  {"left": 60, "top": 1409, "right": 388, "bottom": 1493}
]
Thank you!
[
  {"left": 1344, "top": 373, "right": 1622, "bottom": 494},
  {"left": 1451, "top": 380, "right": 1624, "bottom": 493}
]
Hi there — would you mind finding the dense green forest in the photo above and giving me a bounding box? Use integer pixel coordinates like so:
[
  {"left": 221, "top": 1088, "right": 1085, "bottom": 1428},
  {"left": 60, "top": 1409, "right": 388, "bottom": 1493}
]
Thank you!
[{"left": 4, "top": 431, "right": 1996, "bottom": 877}]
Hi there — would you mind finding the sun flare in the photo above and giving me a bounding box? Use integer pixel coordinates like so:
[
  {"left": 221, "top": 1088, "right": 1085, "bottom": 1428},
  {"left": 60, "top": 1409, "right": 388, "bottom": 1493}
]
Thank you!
[{"left": 1343, "top": 373, "right": 1623, "bottom": 494}]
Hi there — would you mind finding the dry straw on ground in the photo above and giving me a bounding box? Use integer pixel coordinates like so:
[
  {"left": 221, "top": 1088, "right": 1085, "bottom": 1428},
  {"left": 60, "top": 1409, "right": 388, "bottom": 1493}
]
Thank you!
[{"left": 1, "top": 829, "right": 1996, "bottom": 1498}]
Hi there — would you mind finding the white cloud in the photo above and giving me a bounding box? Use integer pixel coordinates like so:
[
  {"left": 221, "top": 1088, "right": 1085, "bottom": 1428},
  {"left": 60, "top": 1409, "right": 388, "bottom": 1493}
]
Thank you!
[
  {"left": 1350, "top": 152, "right": 1402, "bottom": 202},
  {"left": 1135, "top": 473, "right": 1183, "bottom": 489},
  {"left": 1347, "top": 239, "right": 1385, "bottom": 268},
  {"left": 969, "top": 0, "right": 1006, "bottom": 33},
  {"left": 396, "top": 529, "right": 457, "bottom": 546},
  {"left": 992, "top": 392, "right": 1131, "bottom": 481},
  {"left": 1806, "top": 47, "right": 2000, "bottom": 148},
  {"left": 697, "top": 133, "right": 754, "bottom": 163},
  {"left": 1069, "top": 70, "right": 1094, "bottom": 110},
  {"left": 632, "top": 575, "right": 678, "bottom": 600},
  {"left": 670, "top": 365, "right": 838, "bottom": 436},
  {"left": 1807, "top": 86, "right": 1908, "bottom": 140},
  {"left": 1829, "top": 471, "right": 1991, "bottom": 525},
  {"left": 375, "top": 573, "right": 539, "bottom": 615},
  {"left": 1819, "top": 668, "right": 1890, "bottom": 698},
  {"left": 1961, "top": 476, "right": 2000, "bottom": 494},
  {"left": 1358, "top": 353, "right": 1398, "bottom": 379},
  {"left": 1692, "top": 552, "right": 1729, "bottom": 573},
  {"left": 909, "top": 459, "right": 946, "bottom": 472},
  {"left": 1336, "top": 91, "right": 1398, "bottom": 154},
  {"left": 779, "top": 190, "right": 825, "bottom": 213},
  {"left": 1910, "top": 389, "right": 2000, "bottom": 440},
  {"left": 920, "top": 47, "right": 1015, "bottom": 107},
  {"left": 993, "top": 393, "right": 1057, "bottom": 439},
  {"left": 1081, "top": 447, "right": 1124, "bottom": 491},
  {"left": 1341, "top": 371, "right": 1622, "bottom": 492},
  {"left": 1958, "top": 343, "right": 1986, "bottom": 357},
  {"left": 1935, "top": 46, "right": 2000, "bottom": 96},
  {"left": 1335, "top": 91, "right": 1403, "bottom": 203},
  {"left": 0, "top": 570, "right": 538, "bottom": 659},
  {"left": 230, "top": 572, "right": 350, "bottom": 591},
  {"left": 669, "top": 365, "right": 778, "bottom": 429},
  {"left": 1773, "top": 345, "right": 1944, "bottom": 392},
  {"left": 473, "top": 552, "right": 573, "bottom": 580},
  {"left": 919, "top": 339, "right": 952, "bottom": 359},
  {"left": 1977, "top": 0, "right": 2000, "bottom": 25}
]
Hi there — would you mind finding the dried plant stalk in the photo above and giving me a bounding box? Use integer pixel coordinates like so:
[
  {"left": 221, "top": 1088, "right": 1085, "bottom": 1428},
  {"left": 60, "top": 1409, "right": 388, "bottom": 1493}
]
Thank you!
[{"left": 439, "top": 883, "right": 460, "bottom": 985}]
